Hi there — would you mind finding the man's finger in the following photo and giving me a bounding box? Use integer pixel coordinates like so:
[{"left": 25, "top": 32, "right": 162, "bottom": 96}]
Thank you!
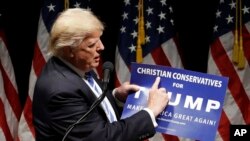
[{"left": 151, "top": 77, "right": 161, "bottom": 89}]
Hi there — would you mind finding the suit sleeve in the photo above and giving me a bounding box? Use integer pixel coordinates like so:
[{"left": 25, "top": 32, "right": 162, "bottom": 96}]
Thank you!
[{"left": 47, "top": 90, "right": 156, "bottom": 141}]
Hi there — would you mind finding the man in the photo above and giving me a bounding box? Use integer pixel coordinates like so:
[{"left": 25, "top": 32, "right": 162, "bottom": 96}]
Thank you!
[{"left": 32, "top": 8, "right": 169, "bottom": 141}]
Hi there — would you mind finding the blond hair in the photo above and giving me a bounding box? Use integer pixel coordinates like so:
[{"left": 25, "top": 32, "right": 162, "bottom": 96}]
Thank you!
[{"left": 49, "top": 8, "right": 104, "bottom": 56}]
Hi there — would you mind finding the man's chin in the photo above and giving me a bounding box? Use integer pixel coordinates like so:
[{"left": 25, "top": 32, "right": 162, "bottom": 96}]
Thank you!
[{"left": 93, "top": 62, "right": 100, "bottom": 67}]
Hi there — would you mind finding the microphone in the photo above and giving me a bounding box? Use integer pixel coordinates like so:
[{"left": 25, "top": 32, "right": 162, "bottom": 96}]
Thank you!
[
  {"left": 62, "top": 61, "right": 114, "bottom": 141},
  {"left": 102, "top": 61, "right": 114, "bottom": 90}
]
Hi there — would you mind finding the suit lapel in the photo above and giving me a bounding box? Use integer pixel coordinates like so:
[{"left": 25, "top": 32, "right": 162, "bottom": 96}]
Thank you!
[
  {"left": 51, "top": 57, "right": 120, "bottom": 120},
  {"left": 51, "top": 57, "right": 97, "bottom": 106}
]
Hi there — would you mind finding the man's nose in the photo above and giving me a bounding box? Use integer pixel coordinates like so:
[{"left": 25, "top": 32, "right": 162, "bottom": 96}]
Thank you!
[{"left": 97, "top": 40, "right": 105, "bottom": 50}]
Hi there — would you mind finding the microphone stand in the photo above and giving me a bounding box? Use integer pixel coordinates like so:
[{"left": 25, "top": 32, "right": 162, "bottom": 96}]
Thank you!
[{"left": 61, "top": 82, "right": 109, "bottom": 141}]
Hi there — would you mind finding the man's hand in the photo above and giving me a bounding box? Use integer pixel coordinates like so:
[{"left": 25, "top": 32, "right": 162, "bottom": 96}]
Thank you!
[
  {"left": 114, "top": 82, "right": 140, "bottom": 102},
  {"left": 147, "top": 77, "right": 169, "bottom": 117}
]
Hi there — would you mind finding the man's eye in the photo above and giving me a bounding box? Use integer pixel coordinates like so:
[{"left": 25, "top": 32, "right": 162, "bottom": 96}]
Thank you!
[{"left": 88, "top": 43, "right": 95, "bottom": 48}]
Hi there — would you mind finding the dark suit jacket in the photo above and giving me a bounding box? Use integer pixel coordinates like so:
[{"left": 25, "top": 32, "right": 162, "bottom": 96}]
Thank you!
[{"left": 32, "top": 57, "right": 156, "bottom": 141}]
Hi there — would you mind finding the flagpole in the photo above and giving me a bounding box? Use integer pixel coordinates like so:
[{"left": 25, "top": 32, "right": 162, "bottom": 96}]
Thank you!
[
  {"left": 232, "top": 0, "right": 245, "bottom": 69},
  {"left": 136, "top": 0, "right": 145, "bottom": 63},
  {"left": 238, "top": 0, "right": 245, "bottom": 69},
  {"left": 233, "top": 0, "right": 239, "bottom": 64}
]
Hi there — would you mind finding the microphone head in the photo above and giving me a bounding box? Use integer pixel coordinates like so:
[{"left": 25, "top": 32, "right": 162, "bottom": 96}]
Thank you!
[{"left": 103, "top": 61, "right": 114, "bottom": 72}]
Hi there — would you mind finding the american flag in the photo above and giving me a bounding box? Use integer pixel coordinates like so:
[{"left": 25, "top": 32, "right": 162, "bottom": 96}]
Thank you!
[
  {"left": 0, "top": 14, "right": 22, "bottom": 141},
  {"left": 17, "top": 0, "right": 94, "bottom": 140},
  {"left": 208, "top": 0, "right": 250, "bottom": 141},
  {"left": 115, "top": 0, "right": 184, "bottom": 140}
]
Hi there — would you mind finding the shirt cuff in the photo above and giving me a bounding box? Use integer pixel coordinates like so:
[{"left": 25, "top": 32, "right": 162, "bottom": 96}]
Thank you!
[
  {"left": 143, "top": 108, "right": 158, "bottom": 127},
  {"left": 112, "top": 88, "right": 124, "bottom": 107}
]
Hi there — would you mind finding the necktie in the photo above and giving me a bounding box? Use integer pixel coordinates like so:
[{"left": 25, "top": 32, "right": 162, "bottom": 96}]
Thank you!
[
  {"left": 85, "top": 73, "right": 98, "bottom": 92},
  {"left": 84, "top": 72, "right": 117, "bottom": 122}
]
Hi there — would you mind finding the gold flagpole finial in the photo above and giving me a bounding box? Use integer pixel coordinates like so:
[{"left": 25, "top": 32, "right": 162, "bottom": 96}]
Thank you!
[
  {"left": 64, "top": 0, "right": 70, "bottom": 10},
  {"left": 136, "top": 0, "right": 145, "bottom": 63}
]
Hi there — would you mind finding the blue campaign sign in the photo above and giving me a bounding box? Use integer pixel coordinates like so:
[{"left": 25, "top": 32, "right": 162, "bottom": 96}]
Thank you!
[{"left": 121, "top": 63, "right": 229, "bottom": 141}]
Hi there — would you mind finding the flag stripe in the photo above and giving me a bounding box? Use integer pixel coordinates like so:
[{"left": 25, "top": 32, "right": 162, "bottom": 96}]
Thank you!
[
  {"left": 161, "top": 38, "right": 183, "bottom": 68},
  {"left": 217, "top": 111, "right": 230, "bottom": 141},
  {"left": 115, "top": 48, "right": 131, "bottom": 84},
  {"left": 0, "top": 63, "right": 20, "bottom": 139},
  {"left": 208, "top": 1, "right": 250, "bottom": 140},
  {"left": 18, "top": 68, "right": 37, "bottom": 141},
  {"left": 0, "top": 100, "right": 13, "bottom": 141},
  {"left": 0, "top": 61, "right": 21, "bottom": 119},
  {"left": 243, "top": 22, "right": 250, "bottom": 63},
  {"left": 162, "top": 134, "right": 180, "bottom": 141},
  {"left": 0, "top": 31, "right": 21, "bottom": 120},
  {"left": 23, "top": 98, "right": 35, "bottom": 135},
  {"left": 211, "top": 37, "right": 250, "bottom": 124},
  {"left": 1, "top": 29, "right": 22, "bottom": 141},
  {"left": 151, "top": 46, "right": 171, "bottom": 66},
  {"left": 33, "top": 43, "right": 46, "bottom": 76}
]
